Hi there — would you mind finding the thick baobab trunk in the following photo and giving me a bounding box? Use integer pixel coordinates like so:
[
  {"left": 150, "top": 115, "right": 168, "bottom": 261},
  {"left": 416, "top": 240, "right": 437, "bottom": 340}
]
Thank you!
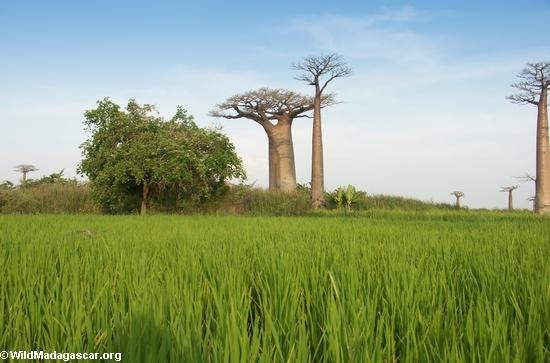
[
  {"left": 311, "top": 89, "right": 325, "bottom": 208},
  {"left": 535, "top": 89, "right": 550, "bottom": 214},
  {"left": 141, "top": 183, "right": 149, "bottom": 215},
  {"left": 455, "top": 196, "right": 461, "bottom": 209},
  {"left": 270, "top": 119, "right": 296, "bottom": 193},
  {"left": 268, "top": 136, "right": 280, "bottom": 191},
  {"left": 22, "top": 172, "right": 27, "bottom": 183},
  {"left": 508, "top": 191, "right": 513, "bottom": 210}
]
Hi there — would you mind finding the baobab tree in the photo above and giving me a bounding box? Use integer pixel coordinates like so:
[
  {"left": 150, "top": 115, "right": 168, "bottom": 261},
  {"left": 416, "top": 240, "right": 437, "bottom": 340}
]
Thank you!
[
  {"left": 13, "top": 164, "right": 38, "bottom": 184},
  {"left": 500, "top": 185, "right": 519, "bottom": 210},
  {"left": 210, "top": 88, "right": 335, "bottom": 192},
  {"left": 450, "top": 191, "right": 465, "bottom": 208},
  {"left": 508, "top": 61, "right": 550, "bottom": 213},
  {"left": 293, "top": 54, "right": 352, "bottom": 208}
]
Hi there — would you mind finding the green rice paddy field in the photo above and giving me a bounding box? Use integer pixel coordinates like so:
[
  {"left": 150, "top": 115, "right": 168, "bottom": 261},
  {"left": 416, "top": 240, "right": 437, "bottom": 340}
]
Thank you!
[{"left": 1, "top": 211, "right": 549, "bottom": 362}]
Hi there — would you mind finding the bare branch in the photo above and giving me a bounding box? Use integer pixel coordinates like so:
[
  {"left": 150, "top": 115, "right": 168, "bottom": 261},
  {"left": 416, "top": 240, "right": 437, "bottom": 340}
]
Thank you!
[
  {"left": 508, "top": 61, "right": 550, "bottom": 106},
  {"left": 293, "top": 53, "right": 352, "bottom": 94},
  {"left": 515, "top": 173, "right": 536, "bottom": 183}
]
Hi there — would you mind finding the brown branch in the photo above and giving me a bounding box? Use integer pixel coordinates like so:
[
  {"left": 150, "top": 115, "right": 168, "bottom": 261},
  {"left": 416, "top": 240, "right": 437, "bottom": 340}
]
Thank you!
[{"left": 515, "top": 173, "right": 536, "bottom": 183}]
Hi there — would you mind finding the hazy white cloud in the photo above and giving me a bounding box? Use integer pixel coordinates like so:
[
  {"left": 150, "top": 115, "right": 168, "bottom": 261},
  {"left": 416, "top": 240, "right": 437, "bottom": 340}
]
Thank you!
[{"left": 290, "top": 6, "right": 437, "bottom": 66}]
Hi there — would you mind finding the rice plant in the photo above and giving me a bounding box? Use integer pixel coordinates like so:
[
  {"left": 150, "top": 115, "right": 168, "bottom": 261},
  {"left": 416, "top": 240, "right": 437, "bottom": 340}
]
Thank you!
[{"left": 0, "top": 211, "right": 548, "bottom": 362}]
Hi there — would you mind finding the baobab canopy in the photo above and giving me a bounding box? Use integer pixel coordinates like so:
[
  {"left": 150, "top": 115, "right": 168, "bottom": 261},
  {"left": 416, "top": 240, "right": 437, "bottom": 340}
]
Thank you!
[{"left": 210, "top": 88, "right": 336, "bottom": 125}]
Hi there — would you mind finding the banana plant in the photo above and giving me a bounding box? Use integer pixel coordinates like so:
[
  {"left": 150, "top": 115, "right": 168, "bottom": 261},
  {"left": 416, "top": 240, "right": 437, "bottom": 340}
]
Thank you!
[
  {"left": 335, "top": 187, "right": 345, "bottom": 209},
  {"left": 344, "top": 185, "right": 357, "bottom": 211}
]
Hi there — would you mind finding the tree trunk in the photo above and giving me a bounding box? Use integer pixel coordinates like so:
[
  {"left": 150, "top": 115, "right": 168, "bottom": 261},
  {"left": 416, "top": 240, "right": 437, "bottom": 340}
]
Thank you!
[
  {"left": 270, "top": 119, "right": 296, "bottom": 193},
  {"left": 508, "top": 191, "right": 513, "bottom": 210},
  {"left": 535, "top": 88, "right": 550, "bottom": 214},
  {"left": 141, "top": 183, "right": 149, "bottom": 215},
  {"left": 456, "top": 196, "right": 461, "bottom": 209},
  {"left": 22, "top": 171, "right": 27, "bottom": 184},
  {"left": 268, "top": 136, "right": 280, "bottom": 191},
  {"left": 311, "top": 88, "right": 324, "bottom": 208}
]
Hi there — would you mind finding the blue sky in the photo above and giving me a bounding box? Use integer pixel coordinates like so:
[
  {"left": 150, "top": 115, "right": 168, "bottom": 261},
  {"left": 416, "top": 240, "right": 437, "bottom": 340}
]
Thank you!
[{"left": 1, "top": 0, "right": 549, "bottom": 208}]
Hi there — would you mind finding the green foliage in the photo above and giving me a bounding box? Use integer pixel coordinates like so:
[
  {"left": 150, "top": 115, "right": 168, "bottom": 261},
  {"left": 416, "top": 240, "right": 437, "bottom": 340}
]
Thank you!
[
  {"left": 78, "top": 98, "right": 245, "bottom": 213},
  {"left": 1, "top": 212, "right": 549, "bottom": 361}
]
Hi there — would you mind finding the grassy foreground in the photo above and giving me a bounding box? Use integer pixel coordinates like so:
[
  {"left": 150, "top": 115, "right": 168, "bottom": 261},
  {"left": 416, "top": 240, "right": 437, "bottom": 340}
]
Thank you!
[{"left": 0, "top": 211, "right": 549, "bottom": 362}]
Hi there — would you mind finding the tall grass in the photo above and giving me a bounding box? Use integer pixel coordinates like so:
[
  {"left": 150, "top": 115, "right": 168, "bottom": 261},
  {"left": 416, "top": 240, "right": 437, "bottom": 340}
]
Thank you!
[
  {"left": 1, "top": 211, "right": 549, "bottom": 361},
  {"left": 356, "top": 194, "right": 454, "bottom": 210},
  {"left": 1, "top": 183, "right": 458, "bottom": 216},
  {"left": 0, "top": 184, "right": 98, "bottom": 214}
]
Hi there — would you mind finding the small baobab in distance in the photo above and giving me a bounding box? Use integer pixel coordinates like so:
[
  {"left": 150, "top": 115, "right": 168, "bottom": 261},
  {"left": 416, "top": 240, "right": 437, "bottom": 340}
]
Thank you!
[
  {"left": 508, "top": 61, "right": 550, "bottom": 214},
  {"left": 500, "top": 185, "right": 519, "bottom": 210},
  {"left": 450, "top": 191, "right": 465, "bottom": 208},
  {"left": 13, "top": 164, "right": 38, "bottom": 184}
]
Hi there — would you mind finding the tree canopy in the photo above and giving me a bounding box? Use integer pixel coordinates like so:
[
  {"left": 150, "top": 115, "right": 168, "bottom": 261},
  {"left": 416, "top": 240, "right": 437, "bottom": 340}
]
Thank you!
[
  {"left": 79, "top": 98, "right": 245, "bottom": 214},
  {"left": 293, "top": 54, "right": 352, "bottom": 94},
  {"left": 210, "top": 87, "right": 336, "bottom": 127}
]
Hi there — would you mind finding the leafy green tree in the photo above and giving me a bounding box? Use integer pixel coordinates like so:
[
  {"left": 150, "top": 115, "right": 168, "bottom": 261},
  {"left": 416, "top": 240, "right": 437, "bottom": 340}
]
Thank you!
[{"left": 78, "top": 98, "right": 245, "bottom": 214}]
